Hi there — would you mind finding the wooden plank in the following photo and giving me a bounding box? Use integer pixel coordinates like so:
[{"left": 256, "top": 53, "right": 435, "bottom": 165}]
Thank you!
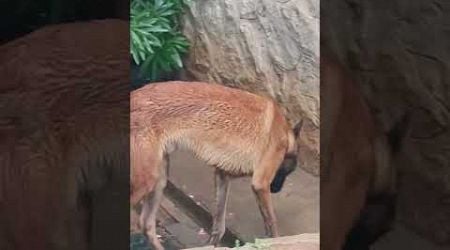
[
  {"left": 161, "top": 196, "right": 209, "bottom": 248},
  {"left": 164, "top": 180, "right": 245, "bottom": 247}
]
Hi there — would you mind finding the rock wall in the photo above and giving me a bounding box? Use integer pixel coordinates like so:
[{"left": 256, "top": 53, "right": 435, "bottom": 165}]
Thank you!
[
  {"left": 322, "top": 0, "right": 450, "bottom": 245},
  {"left": 181, "top": 0, "right": 320, "bottom": 175}
]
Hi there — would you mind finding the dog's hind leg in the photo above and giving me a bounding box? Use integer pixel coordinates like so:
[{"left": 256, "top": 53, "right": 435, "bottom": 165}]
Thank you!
[
  {"left": 140, "top": 153, "right": 168, "bottom": 250},
  {"left": 207, "top": 168, "right": 230, "bottom": 246}
]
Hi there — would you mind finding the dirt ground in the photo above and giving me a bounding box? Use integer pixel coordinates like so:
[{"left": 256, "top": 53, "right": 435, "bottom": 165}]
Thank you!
[
  {"left": 168, "top": 149, "right": 320, "bottom": 241},
  {"left": 130, "top": 149, "right": 320, "bottom": 249},
  {"left": 130, "top": 149, "right": 446, "bottom": 250}
]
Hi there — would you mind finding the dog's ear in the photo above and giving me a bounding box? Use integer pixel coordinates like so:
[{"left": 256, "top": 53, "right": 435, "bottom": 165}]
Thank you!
[
  {"left": 386, "top": 111, "right": 413, "bottom": 154},
  {"left": 293, "top": 119, "right": 304, "bottom": 137}
]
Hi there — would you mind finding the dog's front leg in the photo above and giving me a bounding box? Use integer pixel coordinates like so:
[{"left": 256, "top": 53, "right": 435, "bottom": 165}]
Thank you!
[
  {"left": 251, "top": 147, "right": 285, "bottom": 238},
  {"left": 207, "top": 168, "right": 230, "bottom": 246},
  {"left": 252, "top": 184, "right": 279, "bottom": 237}
]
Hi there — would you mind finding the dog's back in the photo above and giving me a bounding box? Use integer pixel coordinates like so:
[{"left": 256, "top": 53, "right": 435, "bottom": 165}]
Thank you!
[{"left": 130, "top": 81, "right": 294, "bottom": 202}]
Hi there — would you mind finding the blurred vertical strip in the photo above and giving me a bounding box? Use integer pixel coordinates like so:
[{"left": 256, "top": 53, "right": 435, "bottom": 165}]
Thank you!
[{"left": 0, "top": 1, "right": 130, "bottom": 250}]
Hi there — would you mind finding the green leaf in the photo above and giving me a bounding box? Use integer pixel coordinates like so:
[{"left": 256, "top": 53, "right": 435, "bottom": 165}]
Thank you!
[
  {"left": 132, "top": 32, "right": 144, "bottom": 50},
  {"left": 131, "top": 49, "right": 140, "bottom": 65},
  {"left": 155, "top": 0, "right": 164, "bottom": 9},
  {"left": 143, "top": 40, "right": 154, "bottom": 54},
  {"left": 138, "top": 25, "right": 169, "bottom": 33},
  {"left": 158, "top": 55, "right": 171, "bottom": 72},
  {"left": 170, "top": 48, "right": 182, "bottom": 68},
  {"left": 147, "top": 33, "right": 162, "bottom": 47},
  {"left": 130, "top": 0, "right": 191, "bottom": 80},
  {"left": 159, "top": 9, "right": 176, "bottom": 17},
  {"left": 150, "top": 60, "right": 158, "bottom": 80},
  {"left": 138, "top": 50, "right": 147, "bottom": 63}
]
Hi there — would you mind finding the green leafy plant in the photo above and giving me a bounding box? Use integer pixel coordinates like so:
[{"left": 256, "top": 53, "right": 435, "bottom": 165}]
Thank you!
[
  {"left": 235, "top": 239, "right": 241, "bottom": 248},
  {"left": 130, "top": 0, "right": 190, "bottom": 80},
  {"left": 234, "top": 238, "right": 270, "bottom": 249}
]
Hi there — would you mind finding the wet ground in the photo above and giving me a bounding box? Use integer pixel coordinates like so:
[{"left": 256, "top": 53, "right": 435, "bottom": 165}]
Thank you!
[
  {"left": 168, "top": 150, "right": 320, "bottom": 241},
  {"left": 131, "top": 230, "right": 182, "bottom": 250},
  {"left": 130, "top": 149, "right": 447, "bottom": 250},
  {"left": 131, "top": 149, "right": 320, "bottom": 250},
  {"left": 130, "top": 213, "right": 186, "bottom": 250}
]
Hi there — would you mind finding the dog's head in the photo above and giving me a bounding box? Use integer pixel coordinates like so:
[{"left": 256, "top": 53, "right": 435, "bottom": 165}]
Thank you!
[{"left": 270, "top": 120, "right": 304, "bottom": 193}]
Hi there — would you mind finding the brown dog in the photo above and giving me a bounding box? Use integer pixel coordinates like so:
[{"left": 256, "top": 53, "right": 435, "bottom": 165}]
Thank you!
[
  {"left": 320, "top": 52, "right": 412, "bottom": 250},
  {"left": 130, "top": 81, "right": 303, "bottom": 249}
]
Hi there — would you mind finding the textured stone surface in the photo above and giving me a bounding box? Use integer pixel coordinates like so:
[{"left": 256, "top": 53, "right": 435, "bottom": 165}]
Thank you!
[
  {"left": 181, "top": 0, "right": 320, "bottom": 175},
  {"left": 322, "top": 0, "right": 450, "bottom": 245}
]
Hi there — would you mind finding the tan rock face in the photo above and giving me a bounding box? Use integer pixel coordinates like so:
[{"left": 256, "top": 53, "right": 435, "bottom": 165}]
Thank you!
[
  {"left": 181, "top": 0, "right": 320, "bottom": 175},
  {"left": 322, "top": 0, "right": 450, "bottom": 245}
]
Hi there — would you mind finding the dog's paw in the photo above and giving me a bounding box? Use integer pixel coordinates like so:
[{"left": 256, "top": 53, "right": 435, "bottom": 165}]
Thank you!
[{"left": 206, "top": 234, "right": 222, "bottom": 246}]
